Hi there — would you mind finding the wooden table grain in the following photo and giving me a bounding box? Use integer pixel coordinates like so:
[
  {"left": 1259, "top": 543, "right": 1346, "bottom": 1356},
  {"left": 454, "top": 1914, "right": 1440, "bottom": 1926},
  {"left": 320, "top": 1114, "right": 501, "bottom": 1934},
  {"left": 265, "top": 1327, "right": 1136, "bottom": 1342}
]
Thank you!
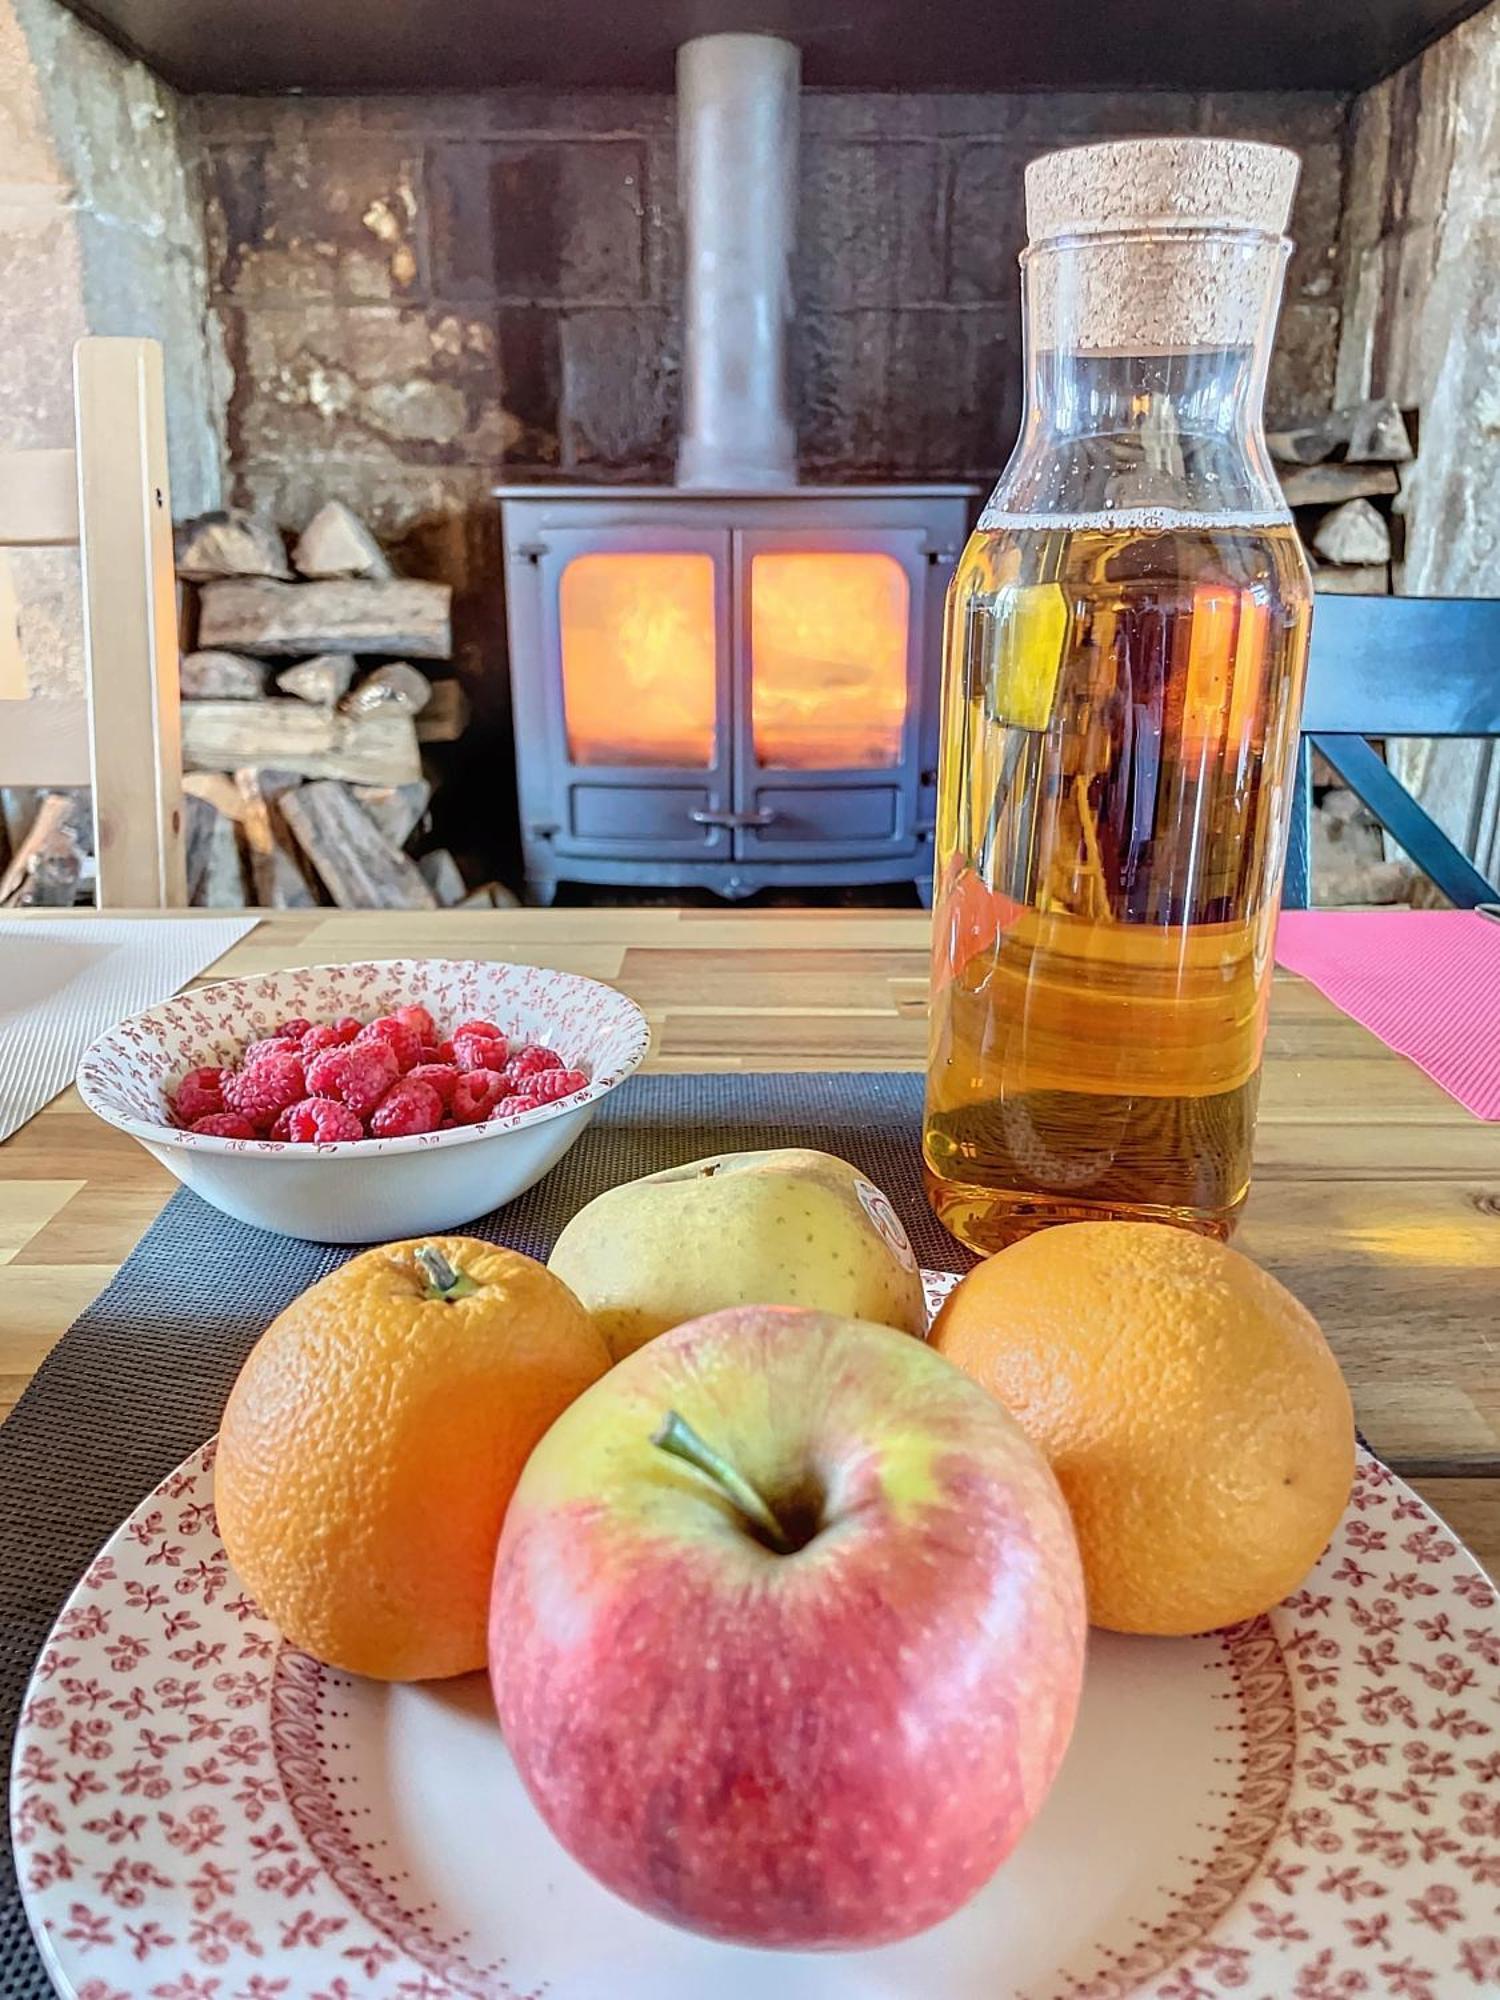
[{"left": 2, "top": 907, "right": 1496, "bottom": 1570}]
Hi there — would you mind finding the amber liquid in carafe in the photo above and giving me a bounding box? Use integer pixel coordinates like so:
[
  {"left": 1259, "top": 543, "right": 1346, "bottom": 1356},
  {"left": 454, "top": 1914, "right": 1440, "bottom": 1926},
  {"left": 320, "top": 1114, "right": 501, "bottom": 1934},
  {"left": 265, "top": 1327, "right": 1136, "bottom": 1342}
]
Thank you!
[{"left": 923, "top": 515, "right": 1311, "bottom": 1253}]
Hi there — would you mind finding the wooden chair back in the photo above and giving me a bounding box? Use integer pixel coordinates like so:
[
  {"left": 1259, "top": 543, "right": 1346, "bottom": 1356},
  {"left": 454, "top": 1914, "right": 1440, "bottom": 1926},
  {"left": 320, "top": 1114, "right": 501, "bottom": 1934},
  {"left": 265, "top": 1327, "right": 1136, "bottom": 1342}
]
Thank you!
[
  {"left": 1284, "top": 594, "right": 1500, "bottom": 909},
  {"left": 0, "top": 338, "right": 186, "bottom": 907}
]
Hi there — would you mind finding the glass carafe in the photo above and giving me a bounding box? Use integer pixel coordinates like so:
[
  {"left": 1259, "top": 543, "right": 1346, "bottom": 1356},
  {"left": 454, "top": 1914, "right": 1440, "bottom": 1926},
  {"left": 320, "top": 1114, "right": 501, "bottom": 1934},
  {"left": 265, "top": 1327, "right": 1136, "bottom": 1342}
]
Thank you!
[{"left": 923, "top": 140, "right": 1313, "bottom": 1253}]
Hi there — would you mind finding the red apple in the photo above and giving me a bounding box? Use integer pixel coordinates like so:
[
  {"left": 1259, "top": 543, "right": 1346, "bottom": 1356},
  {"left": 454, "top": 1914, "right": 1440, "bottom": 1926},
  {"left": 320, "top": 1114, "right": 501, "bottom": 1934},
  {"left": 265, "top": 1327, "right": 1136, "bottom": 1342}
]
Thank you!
[{"left": 488, "top": 1305, "right": 1085, "bottom": 1949}]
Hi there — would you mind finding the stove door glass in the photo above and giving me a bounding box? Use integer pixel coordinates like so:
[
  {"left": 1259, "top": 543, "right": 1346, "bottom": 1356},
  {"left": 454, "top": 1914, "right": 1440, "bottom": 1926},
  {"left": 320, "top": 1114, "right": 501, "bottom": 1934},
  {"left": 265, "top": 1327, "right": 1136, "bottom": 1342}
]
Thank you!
[
  {"left": 749, "top": 550, "right": 910, "bottom": 769},
  {"left": 560, "top": 551, "right": 718, "bottom": 767}
]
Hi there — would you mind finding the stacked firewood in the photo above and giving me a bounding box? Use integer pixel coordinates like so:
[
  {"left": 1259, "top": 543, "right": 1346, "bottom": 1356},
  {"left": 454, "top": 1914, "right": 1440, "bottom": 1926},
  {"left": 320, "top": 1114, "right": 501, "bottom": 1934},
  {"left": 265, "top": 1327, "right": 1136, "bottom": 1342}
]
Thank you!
[
  {"left": 1273, "top": 399, "right": 1420, "bottom": 904},
  {"left": 174, "top": 502, "right": 505, "bottom": 911},
  {"left": 1272, "top": 396, "right": 1414, "bottom": 596},
  {"left": 0, "top": 790, "right": 93, "bottom": 908}
]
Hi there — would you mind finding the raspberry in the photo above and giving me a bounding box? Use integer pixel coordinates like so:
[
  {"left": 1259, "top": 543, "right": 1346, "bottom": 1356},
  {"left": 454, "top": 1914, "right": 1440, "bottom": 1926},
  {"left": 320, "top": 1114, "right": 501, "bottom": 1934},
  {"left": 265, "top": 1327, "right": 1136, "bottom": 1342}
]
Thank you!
[
  {"left": 495, "top": 1094, "right": 536, "bottom": 1118},
  {"left": 414, "top": 1043, "right": 443, "bottom": 1065},
  {"left": 272, "top": 1016, "right": 313, "bottom": 1041},
  {"left": 331, "top": 1040, "right": 400, "bottom": 1117},
  {"left": 451, "top": 1017, "right": 504, "bottom": 1043},
  {"left": 356, "top": 1016, "right": 422, "bottom": 1073},
  {"left": 172, "top": 1066, "right": 226, "bottom": 1125},
  {"left": 189, "top": 1112, "right": 257, "bottom": 1138},
  {"left": 272, "top": 1097, "right": 366, "bottom": 1144},
  {"left": 407, "top": 1062, "right": 461, "bottom": 1108},
  {"left": 394, "top": 1004, "right": 438, "bottom": 1044},
  {"left": 304, "top": 1047, "right": 350, "bottom": 1098},
  {"left": 301, "top": 1021, "right": 347, "bottom": 1055},
  {"left": 369, "top": 1078, "right": 444, "bottom": 1138},
  {"left": 507, "top": 1044, "right": 564, "bottom": 1082},
  {"left": 244, "top": 1034, "right": 298, "bottom": 1067},
  {"left": 453, "top": 1031, "right": 509, "bottom": 1073},
  {"left": 223, "top": 1051, "right": 307, "bottom": 1130},
  {"left": 434, "top": 1041, "right": 456, "bottom": 1063},
  {"left": 515, "top": 1067, "right": 589, "bottom": 1104},
  {"left": 450, "top": 1070, "right": 508, "bottom": 1124}
]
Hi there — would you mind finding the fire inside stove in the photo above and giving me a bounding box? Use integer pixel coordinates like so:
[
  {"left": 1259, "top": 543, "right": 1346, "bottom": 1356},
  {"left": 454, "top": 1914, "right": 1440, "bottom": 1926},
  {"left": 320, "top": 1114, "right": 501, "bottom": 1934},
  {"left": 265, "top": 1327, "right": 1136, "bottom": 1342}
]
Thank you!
[{"left": 559, "top": 549, "right": 910, "bottom": 769}]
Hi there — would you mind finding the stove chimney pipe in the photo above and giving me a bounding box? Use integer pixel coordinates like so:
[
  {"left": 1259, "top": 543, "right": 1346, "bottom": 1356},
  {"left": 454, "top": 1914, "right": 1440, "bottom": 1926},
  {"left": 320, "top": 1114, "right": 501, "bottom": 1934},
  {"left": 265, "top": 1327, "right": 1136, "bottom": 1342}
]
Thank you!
[{"left": 675, "top": 32, "right": 799, "bottom": 489}]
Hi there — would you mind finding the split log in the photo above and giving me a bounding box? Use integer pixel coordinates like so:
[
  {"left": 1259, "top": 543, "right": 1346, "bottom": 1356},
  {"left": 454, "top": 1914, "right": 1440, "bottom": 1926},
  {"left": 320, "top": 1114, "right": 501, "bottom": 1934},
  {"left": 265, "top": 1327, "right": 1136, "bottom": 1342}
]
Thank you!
[
  {"left": 292, "top": 501, "right": 392, "bottom": 581},
  {"left": 1320, "top": 787, "right": 1380, "bottom": 834},
  {"left": 179, "top": 650, "right": 267, "bottom": 700},
  {"left": 0, "top": 790, "right": 89, "bottom": 906},
  {"left": 197, "top": 578, "right": 451, "bottom": 659},
  {"left": 456, "top": 879, "right": 521, "bottom": 910},
  {"left": 1269, "top": 416, "right": 1350, "bottom": 465},
  {"left": 351, "top": 780, "right": 430, "bottom": 848},
  {"left": 175, "top": 510, "right": 291, "bottom": 582},
  {"left": 182, "top": 771, "right": 245, "bottom": 821},
  {"left": 1346, "top": 401, "right": 1413, "bottom": 463},
  {"left": 344, "top": 661, "right": 432, "bottom": 715},
  {"left": 1314, "top": 855, "right": 1413, "bottom": 905},
  {"left": 184, "top": 795, "right": 250, "bottom": 908},
  {"left": 416, "top": 678, "right": 471, "bottom": 743},
  {"left": 1312, "top": 499, "right": 1392, "bottom": 566},
  {"left": 181, "top": 701, "right": 421, "bottom": 785},
  {"left": 1268, "top": 398, "right": 1413, "bottom": 466},
  {"left": 280, "top": 781, "right": 439, "bottom": 910},
  {"left": 276, "top": 655, "right": 356, "bottom": 706},
  {"left": 234, "top": 767, "right": 318, "bottom": 908},
  {"left": 1313, "top": 563, "right": 1390, "bottom": 595},
  {"left": 1278, "top": 463, "right": 1399, "bottom": 508},
  {"left": 0, "top": 787, "right": 39, "bottom": 856},
  {"left": 417, "top": 848, "right": 467, "bottom": 906}
]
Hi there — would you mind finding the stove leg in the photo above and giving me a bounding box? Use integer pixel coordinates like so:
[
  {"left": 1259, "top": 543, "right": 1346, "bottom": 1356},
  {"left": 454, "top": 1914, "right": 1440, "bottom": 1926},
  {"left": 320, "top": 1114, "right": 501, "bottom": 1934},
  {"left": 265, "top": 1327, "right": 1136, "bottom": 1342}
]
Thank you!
[
  {"left": 525, "top": 873, "right": 559, "bottom": 907},
  {"left": 914, "top": 873, "right": 933, "bottom": 910}
]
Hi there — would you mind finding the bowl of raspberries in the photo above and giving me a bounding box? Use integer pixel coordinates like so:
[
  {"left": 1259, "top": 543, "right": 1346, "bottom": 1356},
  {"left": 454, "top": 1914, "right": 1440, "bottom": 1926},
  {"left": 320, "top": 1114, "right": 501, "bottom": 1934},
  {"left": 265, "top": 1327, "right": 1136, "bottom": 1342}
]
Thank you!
[{"left": 76, "top": 959, "right": 650, "bottom": 1242}]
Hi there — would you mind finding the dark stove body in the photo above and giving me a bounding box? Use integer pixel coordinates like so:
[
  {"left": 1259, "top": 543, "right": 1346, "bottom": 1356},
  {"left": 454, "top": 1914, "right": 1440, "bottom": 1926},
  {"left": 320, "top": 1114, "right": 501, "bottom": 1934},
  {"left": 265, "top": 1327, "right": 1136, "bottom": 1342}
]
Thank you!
[{"left": 497, "top": 485, "right": 977, "bottom": 904}]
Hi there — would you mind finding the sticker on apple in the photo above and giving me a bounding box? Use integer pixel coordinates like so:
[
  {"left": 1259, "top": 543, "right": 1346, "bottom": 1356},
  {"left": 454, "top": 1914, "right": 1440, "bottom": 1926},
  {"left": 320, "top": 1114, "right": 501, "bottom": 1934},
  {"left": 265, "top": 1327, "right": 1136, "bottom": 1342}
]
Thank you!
[{"left": 853, "top": 1176, "right": 918, "bottom": 1273}]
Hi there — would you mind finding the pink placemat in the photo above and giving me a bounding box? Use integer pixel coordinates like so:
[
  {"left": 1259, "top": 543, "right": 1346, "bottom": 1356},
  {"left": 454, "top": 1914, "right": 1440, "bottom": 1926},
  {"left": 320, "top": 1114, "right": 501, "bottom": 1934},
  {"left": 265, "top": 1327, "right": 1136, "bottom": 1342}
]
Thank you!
[{"left": 1275, "top": 908, "right": 1500, "bottom": 1119}]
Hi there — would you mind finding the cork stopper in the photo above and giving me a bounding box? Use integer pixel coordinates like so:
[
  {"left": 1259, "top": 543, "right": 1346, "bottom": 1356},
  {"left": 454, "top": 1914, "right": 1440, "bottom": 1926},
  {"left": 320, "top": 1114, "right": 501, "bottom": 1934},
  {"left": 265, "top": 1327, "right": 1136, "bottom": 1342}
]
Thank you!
[
  {"left": 1022, "top": 139, "right": 1300, "bottom": 354},
  {"left": 1025, "top": 138, "right": 1299, "bottom": 244}
]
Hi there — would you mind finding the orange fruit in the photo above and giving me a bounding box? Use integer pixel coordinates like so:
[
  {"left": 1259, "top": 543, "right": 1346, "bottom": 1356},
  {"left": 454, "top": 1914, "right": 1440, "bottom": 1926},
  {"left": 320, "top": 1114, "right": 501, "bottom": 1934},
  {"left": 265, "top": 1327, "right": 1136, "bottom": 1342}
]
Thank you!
[
  {"left": 215, "top": 1236, "right": 610, "bottom": 1680},
  {"left": 930, "top": 1222, "right": 1355, "bottom": 1635}
]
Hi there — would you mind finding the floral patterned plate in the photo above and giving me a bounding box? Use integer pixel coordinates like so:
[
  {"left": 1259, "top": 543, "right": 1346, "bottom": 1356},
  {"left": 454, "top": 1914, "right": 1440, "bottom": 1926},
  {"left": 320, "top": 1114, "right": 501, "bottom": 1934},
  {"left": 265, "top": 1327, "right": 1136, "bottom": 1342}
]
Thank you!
[{"left": 11, "top": 1275, "right": 1500, "bottom": 2000}]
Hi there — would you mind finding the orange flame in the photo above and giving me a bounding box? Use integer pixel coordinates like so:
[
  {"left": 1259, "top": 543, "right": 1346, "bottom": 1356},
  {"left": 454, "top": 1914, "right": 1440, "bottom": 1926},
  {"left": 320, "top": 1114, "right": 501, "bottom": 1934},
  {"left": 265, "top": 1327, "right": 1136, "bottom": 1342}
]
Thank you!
[
  {"left": 558, "top": 547, "right": 911, "bottom": 771},
  {"left": 751, "top": 552, "right": 910, "bottom": 769}
]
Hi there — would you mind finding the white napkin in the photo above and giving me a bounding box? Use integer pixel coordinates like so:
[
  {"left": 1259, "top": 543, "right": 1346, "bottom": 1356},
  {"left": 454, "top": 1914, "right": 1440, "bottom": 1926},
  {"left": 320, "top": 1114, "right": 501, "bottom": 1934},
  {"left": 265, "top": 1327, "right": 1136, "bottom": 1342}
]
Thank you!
[{"left": 0, "top": 916, "right": 259, "bottom": 1143}]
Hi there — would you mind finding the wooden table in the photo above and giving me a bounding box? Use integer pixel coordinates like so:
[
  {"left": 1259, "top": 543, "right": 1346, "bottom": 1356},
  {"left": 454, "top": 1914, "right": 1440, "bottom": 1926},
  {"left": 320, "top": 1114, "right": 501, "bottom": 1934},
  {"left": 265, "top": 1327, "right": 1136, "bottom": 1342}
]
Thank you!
[{"left": 2, "top": 907, "right": 1496, "bottom": 1571}]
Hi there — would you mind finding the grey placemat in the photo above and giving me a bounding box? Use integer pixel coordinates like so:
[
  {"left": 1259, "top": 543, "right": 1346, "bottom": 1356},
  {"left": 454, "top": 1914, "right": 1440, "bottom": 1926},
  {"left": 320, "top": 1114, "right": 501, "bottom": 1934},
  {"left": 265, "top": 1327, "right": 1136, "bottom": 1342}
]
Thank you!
[{"left": 0, "top": 1070, "right": 963, "bottom": 1997}]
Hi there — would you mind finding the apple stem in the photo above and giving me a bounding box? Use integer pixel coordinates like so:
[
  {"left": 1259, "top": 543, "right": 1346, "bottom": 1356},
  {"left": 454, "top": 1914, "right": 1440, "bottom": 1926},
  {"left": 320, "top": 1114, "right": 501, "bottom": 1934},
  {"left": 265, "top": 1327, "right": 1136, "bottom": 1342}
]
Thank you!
[
  {"left": 414, "top": 1244, "right": 479, "bottom": 1302},
  {"left": 651, "top": 1411, "right": 795, "bottom": 1555}
]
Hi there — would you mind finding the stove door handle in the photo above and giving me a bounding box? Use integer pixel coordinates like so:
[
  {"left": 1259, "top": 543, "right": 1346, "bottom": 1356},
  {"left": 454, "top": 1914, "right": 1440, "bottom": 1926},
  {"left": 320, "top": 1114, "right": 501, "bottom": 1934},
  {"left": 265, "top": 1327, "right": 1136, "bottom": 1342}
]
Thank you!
[{"left": 689, "top": 806, "right": 779, "bottom": 830}]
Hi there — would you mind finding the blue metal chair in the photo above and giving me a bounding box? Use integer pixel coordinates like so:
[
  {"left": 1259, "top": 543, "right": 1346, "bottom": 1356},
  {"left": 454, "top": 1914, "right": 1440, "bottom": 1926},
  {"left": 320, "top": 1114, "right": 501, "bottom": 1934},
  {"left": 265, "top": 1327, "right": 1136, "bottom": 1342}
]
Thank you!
[{"left": 1283, "top": 594, "right": 1500, "bottom": 908}]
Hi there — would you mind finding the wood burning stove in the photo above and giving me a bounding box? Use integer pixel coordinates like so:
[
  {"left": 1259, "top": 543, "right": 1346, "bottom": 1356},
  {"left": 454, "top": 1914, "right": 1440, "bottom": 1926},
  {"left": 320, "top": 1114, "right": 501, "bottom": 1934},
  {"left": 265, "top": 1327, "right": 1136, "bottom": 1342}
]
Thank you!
[
  {"left": 497, "top": 32, "right": 978, "bottom": 902},
  {"left": 498, "top": 484, "right": 974, "bottom": 902}
]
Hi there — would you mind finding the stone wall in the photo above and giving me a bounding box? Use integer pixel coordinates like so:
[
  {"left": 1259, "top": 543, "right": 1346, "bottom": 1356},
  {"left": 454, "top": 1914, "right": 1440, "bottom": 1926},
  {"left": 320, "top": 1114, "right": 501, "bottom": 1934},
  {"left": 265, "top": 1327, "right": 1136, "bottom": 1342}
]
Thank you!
[
  {"left": 1336, "top": 0, "right": 1500, "bottom": 884},
  {"left": 0, "top": 0, "right": 221, "bottom": 699},
  {"left": 198, "top": 86, "right": 1346, "bottom": 535}
]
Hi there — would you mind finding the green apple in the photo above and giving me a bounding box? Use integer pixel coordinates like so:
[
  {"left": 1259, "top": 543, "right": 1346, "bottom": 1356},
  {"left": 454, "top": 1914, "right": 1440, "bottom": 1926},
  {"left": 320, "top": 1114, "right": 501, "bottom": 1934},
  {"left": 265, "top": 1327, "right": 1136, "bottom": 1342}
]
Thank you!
[{"left": 546, "top": 1148, "right": 927, "bottom": 1358}]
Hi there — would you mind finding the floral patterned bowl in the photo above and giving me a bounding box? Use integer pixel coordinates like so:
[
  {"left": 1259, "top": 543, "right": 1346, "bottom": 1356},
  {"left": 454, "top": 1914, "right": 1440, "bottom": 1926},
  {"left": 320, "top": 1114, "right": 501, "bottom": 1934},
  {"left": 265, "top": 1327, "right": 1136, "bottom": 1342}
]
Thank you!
[{"left": 75, "top": 959, "right": 650, "bottom": 1243}]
